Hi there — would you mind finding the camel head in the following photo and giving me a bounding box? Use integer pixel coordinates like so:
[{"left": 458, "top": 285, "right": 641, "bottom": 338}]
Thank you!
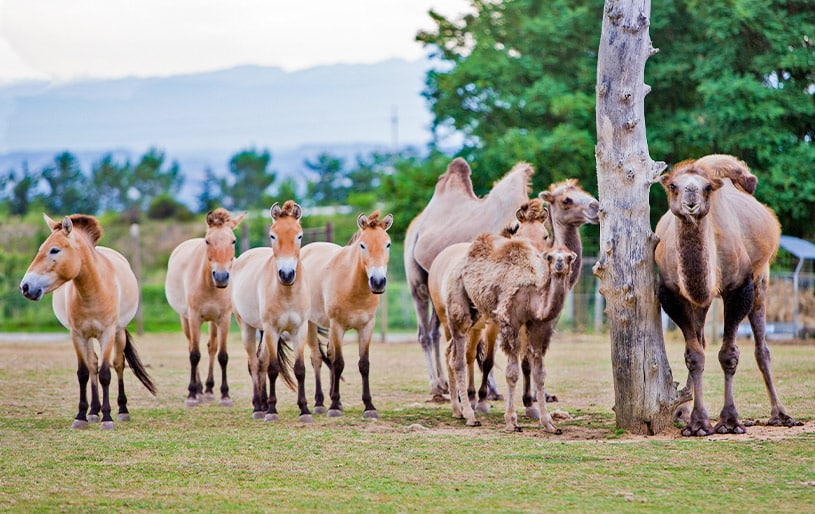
[
  {"left": 544, "top": 246, "right": 577, "bottom": 278},
  {"left": 539, "top": 179, "right": 599, "bottom": 228},
  {"left": 660, "top": 162, "right": 723, "bottom": 221}
]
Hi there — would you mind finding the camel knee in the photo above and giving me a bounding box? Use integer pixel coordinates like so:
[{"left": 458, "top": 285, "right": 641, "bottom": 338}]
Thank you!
[
  {"left": 718, "top": 345, "right": 740, "bottom": 375},
  {"left": 684, "top": 348, "right": 705, "bottom": 374}
]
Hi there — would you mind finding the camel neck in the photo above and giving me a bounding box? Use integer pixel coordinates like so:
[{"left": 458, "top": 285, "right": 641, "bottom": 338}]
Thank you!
[
  {"left": 538, "top": 274, "right": 570, "bottom": 321},
  {"left": 675, "top": 216, "right": 713, "bottom": 306},
  {"left": 552, "top": 221, "right": 583, "bottom": 289}
]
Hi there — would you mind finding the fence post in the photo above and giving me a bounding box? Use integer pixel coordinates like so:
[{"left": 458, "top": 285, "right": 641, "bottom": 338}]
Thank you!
[{"left": 130, "top": 223, "right": 144, "bottom": 335}]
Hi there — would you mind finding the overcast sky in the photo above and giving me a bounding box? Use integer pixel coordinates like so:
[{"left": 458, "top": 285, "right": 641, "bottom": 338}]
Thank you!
[{"left": 0, "top": 0, "right": 471, "bottom": 84}]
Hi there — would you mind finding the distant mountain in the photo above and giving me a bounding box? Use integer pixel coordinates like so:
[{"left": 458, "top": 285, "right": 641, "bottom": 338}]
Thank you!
[{"left": 0, "top": 58, "right": 442, "bottom": 206}]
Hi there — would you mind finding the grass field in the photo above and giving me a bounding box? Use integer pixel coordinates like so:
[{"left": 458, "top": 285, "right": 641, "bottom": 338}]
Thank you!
[{"left": 1, "top": 330, "right": 813, "bottom": 512}]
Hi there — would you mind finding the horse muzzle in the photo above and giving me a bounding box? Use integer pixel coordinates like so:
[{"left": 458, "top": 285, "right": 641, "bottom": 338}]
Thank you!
[
  {"left": 20, "top": 275, "right": 47, "bottom": 301},
  {"left": 369, "top": 276, "right": 387, "bottom": 294},
  {"left": 278, "top": 268, "right": 296, "bottom": 286},
  {"left": 212, "top": 270, "right": 230, "bottom": 288}
]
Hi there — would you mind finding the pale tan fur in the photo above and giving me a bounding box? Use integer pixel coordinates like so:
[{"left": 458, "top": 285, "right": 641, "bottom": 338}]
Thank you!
[{"left": 165, "top": 208, "right": 245, "bottom": 406}]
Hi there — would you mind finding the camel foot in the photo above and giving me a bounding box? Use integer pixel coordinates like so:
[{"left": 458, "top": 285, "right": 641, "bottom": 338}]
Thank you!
[
  {"left": 430, "top": 394, "right": 447, "bottom": 404},
  {"left": 219, "top": 397, "right": 233, "bottom": 407},
  {"left": 264, "top": 413, "right": 279, "bottom": 423},
  {"left": 87, "top": 414, "right": 100, "bottom": 423},
  {"left": 486, "top": 391, "right": 504, "bottom": 401},
  {"left": 184, "top": 397, "right": 199, "bottom": 408},
  {"left": 117, "top": 413, "right": 130, "bottom": 422},
  {"left": 313, "top": 406, "right": 327, "bottom": 415},
  {"left": 475, "top": 401, "right": 490, "bottom": 414},
  {"left": 70, "top": 419, "right": 89, "bottom": 430},
  {"left": 100, "top": 421, "right": 115, "bottom": 430},
  {"left": 714, "top": 422, "right": 746, "bottom": 435},
  {"left": 252, "top": 410, "right": 265, "bottom": 420},
  {"left": 201, "top": 392, "right": 215, "bottom": 403},
  {"left": 465, "top": 419, "right": 481, "bottom": 427},
  {"left": 327, "top": 409, "right": 343, "bottom": 418},
  {"left": 429, "top": 383, "right": 448, "bottom": 398},
  {"left": 544, "top": 392, "right": 558, "bottom": 403},
  {"left": 299, "top": 414, "right": 314, "bottom": 423},
  {"left": 525, "top": 405, "right": 541, "bottom": 420},
  {"left": 768, "top": 413, "right": 803, "bottom": 427},
  {"left": 681, "top": 423, "right": 715, "bottom": 437},
  {"left": 674, "top": 403, "right": 691, "bottom": 425},
  {"left": 363, "top": 410, "right": 378, "bottom": 419},
  {"left": 513, "top": 426, "right": 523, "bottom": 433}
]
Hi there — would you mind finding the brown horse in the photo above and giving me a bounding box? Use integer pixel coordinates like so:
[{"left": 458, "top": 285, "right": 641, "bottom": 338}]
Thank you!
[
  {"left": 165, "top": 208, "right": 245, "bottom": 407},
  {"left": 20, "top": 214, "right": 156, "bottom": 429},
  {"left": 231, "top": 201, "right": 313, "bottom": 422},
  {"left": 302, "top": 211, "right": 394, "bottom": 419}
]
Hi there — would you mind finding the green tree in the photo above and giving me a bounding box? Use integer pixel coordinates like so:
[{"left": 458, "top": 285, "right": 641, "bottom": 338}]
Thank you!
[
  {"left": 91, "top": 154, "right": 131, "bottom": 212},
  {"left": 197, "top": 167, "right": 223, "bottom": 213},
  {"left": 222, "top": 148, "right": 276, "bottom": 210},
  {"left": 0, "top": 163, "right": 39, "bottom": 216},
  {"left": 273, "top": 177, "right": 301, "bottom": 205},
  {"left": 305, "top": 152, "right": 348, "bottom": 205},
  {"left": 130, "top": 148, "right": 183, "bottom": 211},
  {"left": 40, "top": 152, "right": 99, "bottom": 214}
]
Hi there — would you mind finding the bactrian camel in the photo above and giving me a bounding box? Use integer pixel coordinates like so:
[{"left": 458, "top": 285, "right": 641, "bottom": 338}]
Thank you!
[
  {"left": 405, "top": 158, "right": 533, "bottom": 399},
  {"left": 655, "top": 154, "right": 800, "bottom": 436}
]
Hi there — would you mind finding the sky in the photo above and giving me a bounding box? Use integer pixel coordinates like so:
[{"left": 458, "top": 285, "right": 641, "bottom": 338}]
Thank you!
[{"left": 0, "top": 0, "right": 472, "bottom": 84}]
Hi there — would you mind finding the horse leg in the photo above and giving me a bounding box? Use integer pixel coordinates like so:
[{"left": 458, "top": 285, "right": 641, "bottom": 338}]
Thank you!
[
  {"left": 113, "top": 329, "right": 130, "bottom": 422},
  {"left": 263, "top": 329, "right": 280, "bottom": 422},
  {"left": 202, "top": 321, "right": 217, "bottom": 403},
  {"left": 97, "top": 328, "right": 117, "bottom": 430},
  {"left": 358, "top": 320, "right": 378, "bottom": 419},
  {"left": 70, "top": 335, "right": 91, "bottom": 429},
  {"left": 293, "top": 329, "right": 313, "bottom": 423},
  {"left": 500, "top": 325, "right": 522, "bottom": 432},
  {"left": 237, "top": 314, "right": 264, "bottom": 419},
  {"left": 327, "top": 323, "right": 346, "bottom": 417},
  {"left": 307, "top": 323, "right": 326, "bottom": 414},
  {"left": 88, "top": 347, "right": 101, "bottom": 423},
  {"left": 214, "top": 318, "right": 232, "bottom": 406},
  {"left": 476, "top": 322, "right": 499, "bottom": 414},
  {"left": 183, "top": 315, "right": 203, "bottom": 407}
]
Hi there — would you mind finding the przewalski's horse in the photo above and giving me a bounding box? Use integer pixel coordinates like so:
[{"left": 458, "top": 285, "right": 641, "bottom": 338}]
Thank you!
[
  {"left": 655, "top": 155, "right": 800, "bottom": 436},
  {"left": 405, "top": 158, "right": 533, "bottom": 400},
  {"left": 20, "top": 214, "right": 156, "bottom": 429},
  {"left": 302, "top": 210, "right": 394, "bottom": 419},
  {"left": 165, "top": 208, "right": 245, "bottom": 407},
  {"left": 231, "top": 201, "right": 313, "bottom": 422},
  {"left": 428, "top": 199, "right": 551, "bottom": 417}
]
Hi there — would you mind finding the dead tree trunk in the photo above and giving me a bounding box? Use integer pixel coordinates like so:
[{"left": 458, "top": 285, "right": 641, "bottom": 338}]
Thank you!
[{"left": 593, "top": 0, "right": 685, "bottom": 434}]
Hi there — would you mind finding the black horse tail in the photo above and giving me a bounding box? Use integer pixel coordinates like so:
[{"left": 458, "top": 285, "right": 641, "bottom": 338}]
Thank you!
[
  {"left": 276, "top": 337, "right": 297, "bottom": 392},
  {"left": 475, "top": 337, "right": 486, "bottom": 368},
  {"left": 124, "top": 329, "right": 157, "bottom": 396},
  {"left": 316, "top": 325, "right": 344, "bottom": 381}
]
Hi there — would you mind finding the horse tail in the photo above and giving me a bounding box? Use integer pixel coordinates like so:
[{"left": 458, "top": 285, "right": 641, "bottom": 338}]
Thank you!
[
  {"left": 276, "top": 337, "right": 297, "bottom": 392},
  {"left": 475, "top": 337, "right": 486, "bottom": 368},
  {"left": 316, "top": 326, "right": 344, "bottom": 382},
  {"left": 124, "top": 329, "right": 157, "bottom": 396}
]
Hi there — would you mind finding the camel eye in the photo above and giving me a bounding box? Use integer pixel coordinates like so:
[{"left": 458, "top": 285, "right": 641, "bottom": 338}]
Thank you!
[
  {"left": 562, "top": 198, "right": 573, "bottom": 206},
  {"left": 668, "top": 183, "right": 677, "bottom": 193},
  {"left": 49, "top": 247, "right": 61, "bottom": 255}
]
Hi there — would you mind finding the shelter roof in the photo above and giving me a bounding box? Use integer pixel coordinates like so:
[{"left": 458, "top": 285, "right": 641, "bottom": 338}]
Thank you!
[{"left": 779, "top": 235, "right": 815, "bottom": 260}]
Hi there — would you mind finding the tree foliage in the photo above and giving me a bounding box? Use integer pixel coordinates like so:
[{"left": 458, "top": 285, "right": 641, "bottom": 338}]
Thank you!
[
  {"left": 41, "top": 152, "right": 99, "bottom": 215},
  {"left": 220, "top": 148, "right": 275, "bottom": 210}
]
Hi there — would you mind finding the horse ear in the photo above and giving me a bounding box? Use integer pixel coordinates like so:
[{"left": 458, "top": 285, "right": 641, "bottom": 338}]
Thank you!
[
  {"left": 381, "top": 213, "right": 394, "bottom": 231},
  {"left": 357, "top": 213, "right": 368, "bottom": 230},
  {"left": 515, "top": 208, "right": 525, "bottom": 223},
  {"left": 230, "top": 212, "right": 247, "bottom": 228},
  {"left": 61, "top": 216, "right": 73, "bottom": 235},
  {"left": 205, "top": 210, "right": 215, "bottom": 227},
  {"left": 270, "top": 202, "right": 281, "bottom": 220},
  {"left": 292, "top": 203, "right": 302, "bottom": 220},
  {"left": 43, "top": 213, "right": 60, "bottom": 231}
]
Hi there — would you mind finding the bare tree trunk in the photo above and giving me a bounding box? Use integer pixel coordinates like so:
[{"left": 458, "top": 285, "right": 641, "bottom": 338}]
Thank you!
[{"left": 593, "top": 0, "right": 685, "bottom": 434}]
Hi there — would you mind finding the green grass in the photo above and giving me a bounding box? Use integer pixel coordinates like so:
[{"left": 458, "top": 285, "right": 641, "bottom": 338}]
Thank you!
[{"left": 1, "top": 333, "right": 813, "bottom": 512}]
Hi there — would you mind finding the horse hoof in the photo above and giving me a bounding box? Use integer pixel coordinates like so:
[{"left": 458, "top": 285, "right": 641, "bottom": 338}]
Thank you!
[
  {"left": 117, "top": 413, "right": 131, "bottom": 422},
  {"left": 514, "top": 426, "right": 523, "bottom": 433},
  {"left": 100, "top": 421, "right": 115, "bottom": 430},
  {"left": 475, "top": 402, "right": 491, "bottom": 414},
  {"left": 313, "top": 406, "right": 327, "bottom": 415},
  {"left": 525, "top": 406, "right": 541, "bottom": 420},
  {"left": 184, "top": 398, "right": 199, "bottom": 408},
  {"left": 252, "top": 411, "right": 265, "bottom": 420},
  {"left": 201, "top": 393, "right": 215, "bottom": 403},
  {"left": 87, "top": 414, "right": 100, "bottom": 423},
  {"left": 299, "top": 414, "right": 314, "bottom": 423},
  {"left": 70, "top": 419, "right": 89, "bottom": 430},
  {"left": 219, "top": 398, "right": 233, "bottom": 407},
  {"left": 264, "top": 413, "right": 279, "bottom": 423},
  {"left": 363, "top": 410, "right": 378, "bottom": 419},
  {"left": 327, "top": 409, "right": 343, "bottom": 418}
]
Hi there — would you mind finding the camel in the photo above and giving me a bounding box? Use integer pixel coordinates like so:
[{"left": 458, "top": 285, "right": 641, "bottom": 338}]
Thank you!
[
  {"left": 655, "top": 154, "right": 799, "bottom": 436},
  {"left": 405, "top": 158, "right": 533, "bottom": 399},
  {"left": 447, "top": 233, "right": 575, "bottom": 431},
  {"left": 428, "top": 198, "right": 551, "bottom": 416}
]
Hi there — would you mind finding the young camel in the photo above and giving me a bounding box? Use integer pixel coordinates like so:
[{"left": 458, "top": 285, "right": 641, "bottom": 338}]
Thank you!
[
  {"left": 655, "top": 155, "right": 799, "bottom": 436},
  {"left": 445, "top": 229, "right": 576, "bottom": 431},
  {"left": 165, "top": 208, "right": 245, "bottom": 407},
  {"left": 428, "top": 199, "right": 551, "bottom": 416},
  {"left": 405, "top": 158, "right": 533, "bottom": 399}
]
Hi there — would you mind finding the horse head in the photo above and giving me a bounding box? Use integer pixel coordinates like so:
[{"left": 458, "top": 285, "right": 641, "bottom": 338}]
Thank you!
[
  {"left": 269, "top": 201, "right": 304, "bottom": 286},
  {"left": 507, "top": 198, "right": 551, "bottom": 251},
  {"left": 205, "top": 208, "right": 246, "bottom": 288},
  {"left": 20, "top": 214, "right": 98, "bottom": 301},
  {"left": 356, "top": 210, "right": 394, "bottom": 294}
]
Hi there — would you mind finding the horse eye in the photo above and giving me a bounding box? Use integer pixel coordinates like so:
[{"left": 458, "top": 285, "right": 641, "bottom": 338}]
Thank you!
[
  {"left": 270, "top": 233, "right": 277, "bottom": 241},
  {"left": 386, "top": 242, "right": 391, "bottom": 249},
  {"left": 297, "top": 234, "right": 303, "bottom": 240},
  {"left": 205, "top": 239, "right": 211, "bottom": 245},
  {"left": 360, "top": 242, "right": 367, "bottom": 251},
  {"left": 231, "top": 239, "right": 236, "bottom": 245},
  {"left": 49, "top": 247, "right": 61, "bottom": 255}
]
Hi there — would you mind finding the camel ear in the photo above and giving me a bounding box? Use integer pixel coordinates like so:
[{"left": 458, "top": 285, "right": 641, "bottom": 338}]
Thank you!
[
  {"left": 659, "top": 174, "right": 672, "bottom": 189},
  {"left": 270, "top": 202, "right": 282, "bottom": 220},
  {"left": 61, "top": 216, "right": 73, "bottom": 235},
  {"left": 742, "top": 175, "right": 758, "bottom": 194},
  {"left": 539, "top": 190, "right": 554, "bottom": 203},
  {"left": 230, "top": 212, "right": 247, "bottom": 228},
  {"left": 710, "top": 177, "right": 724, "bottom": 191},
  {"left": 44, "top": 213, "right": 60, "bottom": 231},
  {"left": 291, "top": 203, "right": 302, "bottom": 220},
  {"left": 381, "top": 214, "right": 394, "bottom": 231}
]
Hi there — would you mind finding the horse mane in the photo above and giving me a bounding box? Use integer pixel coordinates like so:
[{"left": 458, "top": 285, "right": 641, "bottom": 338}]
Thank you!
[
  {"left": 62, "top": 215, "right": 103, "bottom": 245},
  {"left": 276, "top": 200, "right": 299, "bottom": 218},
  {"left": 207, "top": 208, "right": 232, "bottom": 227},
  {"left": 501, "top": 224, "right": 519, "bottom": 238},
  {"left": 434, "top": 158, "right": 477, "bottom": 199},
  {"left": 347, "top": 210, "right": 388, "bottom": 245},
  {"left": 516, "top": 198, "right": 546, "bottom": 222}
]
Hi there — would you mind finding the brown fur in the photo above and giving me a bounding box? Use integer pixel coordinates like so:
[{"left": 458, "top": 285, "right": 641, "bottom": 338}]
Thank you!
[
  {"left": 695, "top": 154, "right": 757, "bottom": 194},
  {"left": 50, "top": 214, "right": 104, "bottom": 246}
]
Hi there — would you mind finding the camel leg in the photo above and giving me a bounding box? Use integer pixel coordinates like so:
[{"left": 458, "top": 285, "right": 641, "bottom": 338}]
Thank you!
[
  {"left": 465, "top": 329, "right": 481, "bottom": 409},
  {"left": 446, "top": 287, "right": 479, "bottom": 426},
  {"left": 476, "top": 323, "right": 499, "bottom": 414},
  {"left": 430, "top": 311, "right": 449, "bottom": 395},
  {"left": 327, "top": 323, "right": 346, "bottom": 417},
  {"left": 410, "top": 268, "right": 447, "bottom": 399},
  {"left": 358, "top": 320, "right": 378, "bottom": 419},
  {"left": 214, "top": 318, "right": 232, "bottom": 406},
  {"left": 306, "top": 323, "right": 326, "bottom": 414},
  {"left": 113, "top": 329, "right": 130, "bottom": 422},
  {"left": 500, "top": 325, "right": 522, "bottom": 432},
  {"left": 659, "top": 282, "right": 713, "bottom": 436},
  {"left": 183, "top": 314, "right": 203, "bottom": 407},
  {"left": 444, "top": 341, "right": 462, "bottom": 418},
  {"left": 527, "top": 321, "right": 560, "bottom": 434},
  {"left": 749, "top": 272, "right": 799, "bottom": 427}
]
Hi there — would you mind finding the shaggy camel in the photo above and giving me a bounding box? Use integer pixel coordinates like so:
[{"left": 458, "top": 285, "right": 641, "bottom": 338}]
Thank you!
[
  {"left": 445, "top": 229, "right": 576, "bottom": 431},
  {"left": 655, "top": 155, "right": 799, "bottom": 436},
  {"left": 428, "top": 199, "right": 551, "bottom": 416},
  {"left": 405, "top": 158, "right": 533, "bottom": 399}
]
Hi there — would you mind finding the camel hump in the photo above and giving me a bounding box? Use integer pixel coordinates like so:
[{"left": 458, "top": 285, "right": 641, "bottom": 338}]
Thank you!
[
  {"left": 435, "top": 158, "right": 477, "bottom": 199},
  {"left": 695, "top": 154, "right": 757, "bottom": 194}
]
